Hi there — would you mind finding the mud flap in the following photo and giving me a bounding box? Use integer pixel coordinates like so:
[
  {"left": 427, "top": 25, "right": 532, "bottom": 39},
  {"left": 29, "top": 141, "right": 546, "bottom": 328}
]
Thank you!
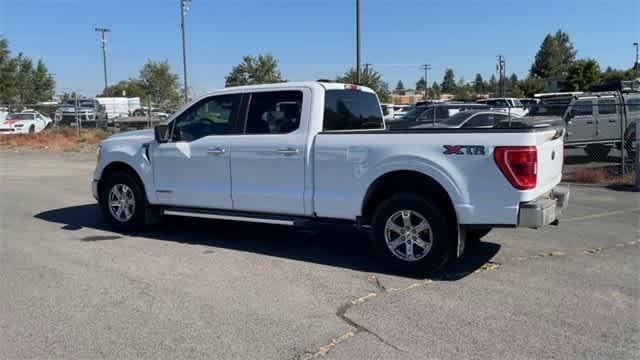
[{"left": 456, "top": 225, "right": 467, "bottom": 258}]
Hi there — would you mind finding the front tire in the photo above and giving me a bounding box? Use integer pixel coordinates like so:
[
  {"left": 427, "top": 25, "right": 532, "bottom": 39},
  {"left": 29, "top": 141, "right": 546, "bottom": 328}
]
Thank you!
[
  {"left": 99, "top": 172, "right": 146, "bottom": 231},
  {"left": 370, "top": 194, "right": 451, "bottom": 275},
  {"left": 29, "top": 125, "right": 35, "bottom": 134}
]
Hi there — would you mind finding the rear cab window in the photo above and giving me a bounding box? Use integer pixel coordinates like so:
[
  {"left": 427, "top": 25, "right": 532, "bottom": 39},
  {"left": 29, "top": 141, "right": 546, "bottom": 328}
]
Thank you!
[{"left": 323, "top": 89, "right": 384, "bottom": 131}]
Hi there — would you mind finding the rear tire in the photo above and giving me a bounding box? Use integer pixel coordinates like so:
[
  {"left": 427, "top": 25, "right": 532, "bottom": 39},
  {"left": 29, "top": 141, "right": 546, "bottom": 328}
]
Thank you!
[
  {"left": 370, "top": 193, "right": 451, "bottom": 275},
  {"left": 585, "top": 144, "right": 611, "bottom": 161},
  {"left": 99, "top": 171, "right": 147, "bottom": 232}
]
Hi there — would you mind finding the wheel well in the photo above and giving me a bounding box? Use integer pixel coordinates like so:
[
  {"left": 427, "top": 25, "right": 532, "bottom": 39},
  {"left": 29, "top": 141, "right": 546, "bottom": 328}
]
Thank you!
[
  {"left": 361, "top": 170, "right": 457, "bottom": 228},
  {"left": 98, "top": 162, "right": 145, "bottom": 199}
]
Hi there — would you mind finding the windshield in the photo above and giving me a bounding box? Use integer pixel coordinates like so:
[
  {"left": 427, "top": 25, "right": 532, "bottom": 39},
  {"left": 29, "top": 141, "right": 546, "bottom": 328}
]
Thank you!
[
  {"left": 8, "top": 113, "right": 35, "bottom": 120},
  {"left": 399, "top": 106, "right": 426, "bottom": 121},
  {"left": 79, "top": 101, "right": 95, "bottom": 108},
  {"left": 438, "top": 111, "right": 474, "bottom": 126}
]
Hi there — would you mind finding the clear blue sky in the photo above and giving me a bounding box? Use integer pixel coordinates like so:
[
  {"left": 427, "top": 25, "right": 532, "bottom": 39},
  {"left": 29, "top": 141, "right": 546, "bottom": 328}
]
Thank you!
[{"left": 2, "top": 0, "right": 638, "bottom": 96}]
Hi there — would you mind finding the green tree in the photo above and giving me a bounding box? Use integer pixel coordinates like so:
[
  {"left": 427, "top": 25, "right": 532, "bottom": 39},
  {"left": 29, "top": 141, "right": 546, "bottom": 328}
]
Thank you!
[
  {"left": 225, "top": 54, "right": 284, "bottom": 87},
  {"left": 32, "top": 59, "right": 55, "bottom": 102},
  {"left": 395, "top": 80, "right": 405, "bottom": 95},
  {"left": 517, "top": 77, "right": 545, "bottom": 97},
  {"left": 415, "top": 77, "right": 427, "bottom": 93},
  {"left": 138, "top": 60, "right": 181, "bottom": 108},
  {"left": 100, "top": 79, "right": 146, "bottom": 98},
  {"left": 0, "top": 37, "right": 55, "bottom": 105},
  {"left": 441, "top": 68, "right": 456, "bottom": 93},
  {"left": 429, "top": 81, "right": 441, "bottom": 99},
  {"left": 474, "top": 73, "right": 485, "bottom": 93},
  {"left": 564, "top": 59, "right": 601, "bottom": 91},
  {"left": 600, "top": 66, "right": 635, "bottom": 85},
  {"left": 530, "top": 30, "right": 577, "bottom": 79},
  {"left": 488, "top": 74, "right": 498, "bottom": 94},
  {"left": 335, "top": 66, "right": 391, "bottom": 103}
]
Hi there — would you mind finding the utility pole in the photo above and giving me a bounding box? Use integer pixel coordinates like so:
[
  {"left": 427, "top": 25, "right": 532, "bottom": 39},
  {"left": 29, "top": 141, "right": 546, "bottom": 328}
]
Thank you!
[
  {"left": 180, "top": 0, "right": 190, "bottom": 103},
  {"left": 496, "top": 55, "right": 506, "bottom": 97},
  {"left": 634, "top": 42, "right": 639, "bottom": 75},
  {"left": 94, "top": 27, "right": 111, "bottom": 94},
  {"left": 420, "top": 64, "right": 432, "bottom": 99},
  {"left": 355, "top": 0, "right": 361, "bottom": 84}
]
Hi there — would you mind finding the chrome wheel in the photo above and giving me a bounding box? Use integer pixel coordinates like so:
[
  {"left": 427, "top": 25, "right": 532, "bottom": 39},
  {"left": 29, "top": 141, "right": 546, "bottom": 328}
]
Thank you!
[
  {"left": 108, "top": 184, "right": 136, "bottom": 222},
  {"left": 384, "top": 210, "right": 433, "bottom": 262}
]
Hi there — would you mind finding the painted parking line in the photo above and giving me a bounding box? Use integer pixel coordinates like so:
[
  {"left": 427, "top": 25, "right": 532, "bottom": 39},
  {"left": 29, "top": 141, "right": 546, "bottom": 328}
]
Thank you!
[{"left": 562, "top": 208, "right": 640, "bottom": 222}]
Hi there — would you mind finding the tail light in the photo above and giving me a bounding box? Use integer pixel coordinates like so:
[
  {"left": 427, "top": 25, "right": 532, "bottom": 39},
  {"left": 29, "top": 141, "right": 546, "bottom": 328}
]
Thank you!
[{"left": 494, "top": 146, "right": 537, "bottom": 190}]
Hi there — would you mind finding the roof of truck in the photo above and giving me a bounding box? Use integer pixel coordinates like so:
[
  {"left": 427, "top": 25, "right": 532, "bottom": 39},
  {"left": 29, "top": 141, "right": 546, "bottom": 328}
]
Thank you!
[{"left": 221, "top": 81, "right": 376, "bottom": 94}]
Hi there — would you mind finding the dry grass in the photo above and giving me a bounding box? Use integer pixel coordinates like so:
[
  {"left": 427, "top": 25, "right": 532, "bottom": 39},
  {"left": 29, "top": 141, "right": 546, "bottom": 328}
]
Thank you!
[
  {"left": 571, "top": 167, "right": 636, "bottom": 185},
  {"left": 573, "top": 168, "right": 608, "bottom": 183},
  {"left": 0, "top": 128, "right": 112, "bottom": 152}
]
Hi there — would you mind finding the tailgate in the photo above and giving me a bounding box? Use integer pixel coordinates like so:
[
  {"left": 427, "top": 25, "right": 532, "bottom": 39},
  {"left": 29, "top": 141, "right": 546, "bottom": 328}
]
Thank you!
[{"left": 531, "top": 128, "right": 564, "bottom": 199}]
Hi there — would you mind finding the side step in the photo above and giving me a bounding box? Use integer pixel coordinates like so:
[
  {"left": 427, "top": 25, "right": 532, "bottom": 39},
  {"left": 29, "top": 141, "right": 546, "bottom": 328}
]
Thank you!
[
  {"left": 163, "top": 209, "right": 297, "bottom": 226},
  {"left": 161, "top": 207, "right": 357, "bottom": 229}
]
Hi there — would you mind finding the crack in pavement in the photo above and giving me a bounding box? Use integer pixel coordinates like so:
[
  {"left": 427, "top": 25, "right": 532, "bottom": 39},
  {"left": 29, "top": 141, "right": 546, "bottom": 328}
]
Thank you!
[{"left": 296, "top": 240, "right": 639, "bottom": 359}]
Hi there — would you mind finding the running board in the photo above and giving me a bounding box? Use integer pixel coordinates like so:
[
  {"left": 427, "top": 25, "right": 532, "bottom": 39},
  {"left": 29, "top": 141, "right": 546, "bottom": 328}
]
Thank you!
[
  {"left": 161, "top": 207, "right": 356, "bottom": 229},
  {"left": 163, "top": 209, "right": 296, "bottom": 226}
]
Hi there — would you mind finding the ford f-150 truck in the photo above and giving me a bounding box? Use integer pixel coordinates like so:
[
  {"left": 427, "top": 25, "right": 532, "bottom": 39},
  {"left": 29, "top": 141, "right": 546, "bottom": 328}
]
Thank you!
[{"left": 92, "top": 82, "right": 569, "bottom": 274}]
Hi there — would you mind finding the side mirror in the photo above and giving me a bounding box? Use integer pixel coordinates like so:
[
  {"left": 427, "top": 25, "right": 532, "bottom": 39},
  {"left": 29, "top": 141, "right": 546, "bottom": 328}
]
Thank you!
[{"left": 154, "top": 124, "right": 170, "bottom": 143}]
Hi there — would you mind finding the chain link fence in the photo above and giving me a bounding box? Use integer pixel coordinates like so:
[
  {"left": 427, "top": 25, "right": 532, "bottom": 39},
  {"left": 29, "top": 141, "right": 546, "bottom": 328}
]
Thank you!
[{"left": 528, "top": 93, "right": 637, "bottom": 188}]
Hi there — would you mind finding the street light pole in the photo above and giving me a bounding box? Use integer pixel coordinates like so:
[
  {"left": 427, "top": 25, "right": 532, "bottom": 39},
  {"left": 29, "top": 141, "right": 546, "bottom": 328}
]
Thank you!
[
  {"left": 180, "top": 0, "right": 190, "bottom": 103},
  {"left": 95, "top": 27, "right": 111, "bottom": 94},
  {"left": 355, "top": 0, "right": 361, "bottom": 84}
]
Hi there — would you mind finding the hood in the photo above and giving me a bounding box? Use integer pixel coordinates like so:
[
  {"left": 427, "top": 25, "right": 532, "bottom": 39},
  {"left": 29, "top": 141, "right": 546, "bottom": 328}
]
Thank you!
[{"left": 105, "top": 128, "right": 154, "bottom": 142}]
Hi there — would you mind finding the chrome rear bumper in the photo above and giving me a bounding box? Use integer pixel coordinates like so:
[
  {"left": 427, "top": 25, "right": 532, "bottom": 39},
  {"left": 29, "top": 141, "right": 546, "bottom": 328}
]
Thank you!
[{"left": 518, "top": 186, "right": 570, "bottom": 228}]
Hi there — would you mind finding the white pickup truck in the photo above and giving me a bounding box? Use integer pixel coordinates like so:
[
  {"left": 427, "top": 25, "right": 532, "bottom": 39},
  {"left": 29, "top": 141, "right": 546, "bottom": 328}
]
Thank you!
[{"left": 92, "top": 82, "right": 569, "bottom": 274}]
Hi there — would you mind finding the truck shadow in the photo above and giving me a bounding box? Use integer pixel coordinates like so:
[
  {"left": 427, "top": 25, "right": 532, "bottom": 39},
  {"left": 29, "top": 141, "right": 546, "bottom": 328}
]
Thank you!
[{"left": 34, "top": 204, "right": 500, "bottom": 280}]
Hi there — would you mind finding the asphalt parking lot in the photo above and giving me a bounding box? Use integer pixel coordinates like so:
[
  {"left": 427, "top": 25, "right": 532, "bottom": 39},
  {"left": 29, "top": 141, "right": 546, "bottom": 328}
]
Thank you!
[{"left": 1, "top": 150, "right": 638, "bottom": 360}]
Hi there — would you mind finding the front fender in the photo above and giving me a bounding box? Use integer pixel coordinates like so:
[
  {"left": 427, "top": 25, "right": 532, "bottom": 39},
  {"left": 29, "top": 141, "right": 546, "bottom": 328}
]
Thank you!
[{"left": 94, "top": 141, "right": 156, "bottom": 203}]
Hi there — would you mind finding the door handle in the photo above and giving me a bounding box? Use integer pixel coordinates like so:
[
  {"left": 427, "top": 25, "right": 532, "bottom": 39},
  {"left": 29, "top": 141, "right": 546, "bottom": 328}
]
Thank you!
[
  {"left": 609, "top": 119, "right": 617, "bottom": 123},
  {"left": 586, "top": 121, "right": 594, "bottom": 124},
  {"left": 276, "top": 147, "right": 299, "bottom": 155},
  {"left": 207, "top": 147, "right": 226, "bottom": 155}
]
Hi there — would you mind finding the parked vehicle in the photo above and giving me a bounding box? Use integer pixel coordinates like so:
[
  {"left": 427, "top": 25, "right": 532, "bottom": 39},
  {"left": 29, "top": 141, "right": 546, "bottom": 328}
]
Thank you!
[
  {"left": 0, "top": 107, "right": 8, "bottom": 122},
  {"left": 0, "top": 111, "right": 52, "bottom": 134},
  {"left": 387, "top": 103, "right": 488, "bottom": 129},
  {"left": 93, "top": 81, "right": 569, "bottom": 274},
  {"left": 411, "top": 110, "right": 516, "bottom": 129},
  {"left": 560, "top": 91, "right": 639, "bottom": 159},
  {"left": 55, "top": 99, "right": 108, "bottom": 127},
  {"left": 519, "top": 98, "right": 540, "bottom": 109},
  {"left": 477, "top": 97, "right": 529, "bottom": 117},
  {"left": 96, "top": 97, "right": 142, "bottom": 119},
  {"left": 381, "top": 104, "right": 409, "bottom": 122}
]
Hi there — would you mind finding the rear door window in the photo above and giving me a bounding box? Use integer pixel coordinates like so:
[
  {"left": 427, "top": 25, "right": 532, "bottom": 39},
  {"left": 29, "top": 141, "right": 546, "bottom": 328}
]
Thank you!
[
  {"left": 574, "top": 99, "right": 593, "bottom": 115},
  {"left": 597, "top": 98, "right": 617, "bottom": 115},
  {"left": 244, "top": 91, "right": 303, "bottom": 134},
  {"left": 323, "top": 90, "right": 383, "bottom": 131}
]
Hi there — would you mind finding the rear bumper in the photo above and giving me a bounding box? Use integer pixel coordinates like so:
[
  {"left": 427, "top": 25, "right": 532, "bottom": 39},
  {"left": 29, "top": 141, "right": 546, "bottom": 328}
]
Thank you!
[{"left": 517, "top": 185, "right": 570, "bottom": 228}]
